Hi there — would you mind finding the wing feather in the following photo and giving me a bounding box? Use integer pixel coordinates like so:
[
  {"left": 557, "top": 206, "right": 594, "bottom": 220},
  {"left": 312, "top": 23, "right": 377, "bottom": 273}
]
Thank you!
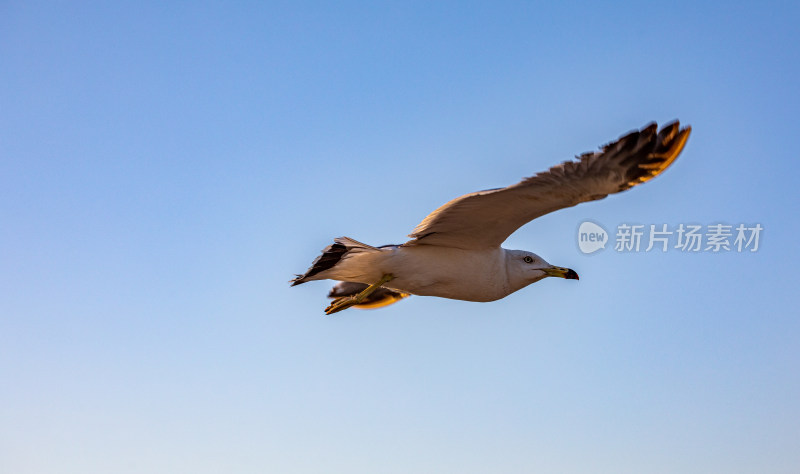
[{"left": 403, "top": 121, "right": 691, "bottom": 249}]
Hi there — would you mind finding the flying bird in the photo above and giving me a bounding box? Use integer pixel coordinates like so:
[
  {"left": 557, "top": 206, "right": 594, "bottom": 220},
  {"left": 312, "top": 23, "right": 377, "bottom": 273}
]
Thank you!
[{"left": 292, "top": 121, "right": 691, "bottom": 314}]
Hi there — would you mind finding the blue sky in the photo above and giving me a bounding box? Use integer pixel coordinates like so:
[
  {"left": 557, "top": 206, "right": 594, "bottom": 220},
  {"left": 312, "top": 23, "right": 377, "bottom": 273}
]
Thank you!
[{"left": 2, "top": 1, "right": 799, "bottom": 472}]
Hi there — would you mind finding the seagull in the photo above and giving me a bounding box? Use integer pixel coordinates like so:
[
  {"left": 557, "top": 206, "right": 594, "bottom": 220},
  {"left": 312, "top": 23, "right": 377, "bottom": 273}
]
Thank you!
[{"left": 292, "top": 121, "right": 691, "bottom": 314}]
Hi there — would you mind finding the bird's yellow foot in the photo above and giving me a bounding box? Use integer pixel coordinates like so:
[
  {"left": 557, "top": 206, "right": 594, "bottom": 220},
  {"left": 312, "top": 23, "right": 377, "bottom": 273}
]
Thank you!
[{"left": 324, "top": 274, "right": 394, "bottom": 315}]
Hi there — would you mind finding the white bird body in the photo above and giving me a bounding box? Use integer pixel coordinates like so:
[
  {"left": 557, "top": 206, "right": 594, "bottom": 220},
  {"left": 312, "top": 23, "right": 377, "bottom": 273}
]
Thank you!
[
  {"left": 315, "top": 242, "right": 522, "bottom": 302},
  {"left": 383, "top": 245, "right": 512, "bottom": 301}
]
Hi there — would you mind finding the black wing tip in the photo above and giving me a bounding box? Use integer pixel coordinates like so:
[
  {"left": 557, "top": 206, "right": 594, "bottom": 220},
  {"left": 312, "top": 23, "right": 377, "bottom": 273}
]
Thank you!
[
  {"left": 618, "top": 120, "right": 691, "bottom": 190},
  {"left": 292, "top": 241, "right": 349, "bottom": 285}
]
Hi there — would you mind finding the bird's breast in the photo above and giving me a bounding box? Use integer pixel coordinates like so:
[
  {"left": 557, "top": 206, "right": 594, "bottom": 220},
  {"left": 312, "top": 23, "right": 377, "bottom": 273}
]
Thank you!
[{"left": 383, "top": 246, "right": 510, "bottom": 302}]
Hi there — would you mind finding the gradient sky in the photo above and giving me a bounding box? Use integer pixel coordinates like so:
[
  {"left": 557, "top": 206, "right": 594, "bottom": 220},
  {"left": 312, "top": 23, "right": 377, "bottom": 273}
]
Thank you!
[{"left": 2, "top": 1, "right": 799, "bottom": 473}]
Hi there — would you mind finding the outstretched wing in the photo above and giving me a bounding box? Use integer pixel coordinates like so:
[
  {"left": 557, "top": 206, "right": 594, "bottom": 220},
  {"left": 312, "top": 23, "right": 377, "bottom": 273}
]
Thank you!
[{"left": 404, "top": 121, "right": 691, "bottom": 250}]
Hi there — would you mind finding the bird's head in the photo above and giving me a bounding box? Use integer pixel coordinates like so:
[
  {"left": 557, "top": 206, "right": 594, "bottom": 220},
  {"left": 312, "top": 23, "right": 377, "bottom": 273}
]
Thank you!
[{"left": 506, "top": 250, "right": 579, "bottom": 289}]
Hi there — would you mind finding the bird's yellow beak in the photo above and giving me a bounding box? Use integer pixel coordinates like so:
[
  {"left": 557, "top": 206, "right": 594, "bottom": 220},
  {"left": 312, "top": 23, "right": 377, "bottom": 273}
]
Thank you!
[{"left": 543, "top": 266, "right": 579, "bottom": 280}]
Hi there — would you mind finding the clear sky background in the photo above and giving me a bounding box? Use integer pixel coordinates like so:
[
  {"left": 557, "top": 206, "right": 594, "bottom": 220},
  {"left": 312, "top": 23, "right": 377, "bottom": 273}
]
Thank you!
[{"left": 2, "top": 1, "right": 799, "bottom": 473}]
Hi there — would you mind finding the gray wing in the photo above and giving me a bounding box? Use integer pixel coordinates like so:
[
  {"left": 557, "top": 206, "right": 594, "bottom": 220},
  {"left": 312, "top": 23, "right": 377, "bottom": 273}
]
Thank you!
[{"left": 404, "top": 121, "right": 691, "bottom": 250}]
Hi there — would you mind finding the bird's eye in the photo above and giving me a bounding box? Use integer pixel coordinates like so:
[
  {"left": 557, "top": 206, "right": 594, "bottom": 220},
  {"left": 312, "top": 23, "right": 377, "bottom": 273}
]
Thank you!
[{"left": 523, "top": 256, "right": 534, "bottom": 264}]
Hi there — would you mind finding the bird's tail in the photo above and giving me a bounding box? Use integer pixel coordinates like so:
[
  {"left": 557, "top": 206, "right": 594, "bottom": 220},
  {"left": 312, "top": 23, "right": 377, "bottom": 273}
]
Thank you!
[{"left": 290, "top": 237, "right": 382, "bottom": 286}]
